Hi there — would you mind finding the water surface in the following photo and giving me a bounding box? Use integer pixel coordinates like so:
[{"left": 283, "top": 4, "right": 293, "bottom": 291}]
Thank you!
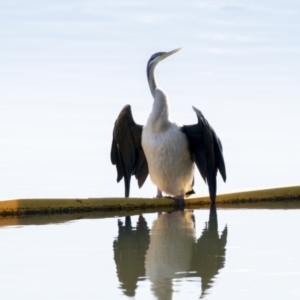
[{"left": 1, "top": 204, "right": 300, "bottom": 299}]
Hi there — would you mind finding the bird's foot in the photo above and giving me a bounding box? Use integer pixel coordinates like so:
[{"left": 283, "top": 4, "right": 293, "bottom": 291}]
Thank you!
[
  {"left": 154, "top": 190, "right": 185, "bottom": 209},
  {"left": 173, "top": 194, "right": 184, "bottom": 202},
  {"left": 171, "top": 194, "right": 185, "bottom": 209}
]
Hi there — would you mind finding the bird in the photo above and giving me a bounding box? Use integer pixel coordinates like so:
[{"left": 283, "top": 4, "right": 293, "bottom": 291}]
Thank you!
[{"left": 110, "top": 48, "right": 226, "bottom": 203}]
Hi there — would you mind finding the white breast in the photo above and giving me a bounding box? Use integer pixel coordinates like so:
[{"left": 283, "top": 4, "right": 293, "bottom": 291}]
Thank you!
[
  {"left": 142, "top": 123, "right": 194, "bottom": 196},
  {"left": 142, "top": 89, "right": 194, "bottom": 196}
]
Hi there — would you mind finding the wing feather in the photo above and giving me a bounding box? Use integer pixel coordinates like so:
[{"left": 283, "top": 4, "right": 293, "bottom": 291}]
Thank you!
[
  {"left": 111, "top": 105, "right": 149, "bottom": 197},
  {"left": 182, "top": 106, "right": 226, "bottom": 202}
]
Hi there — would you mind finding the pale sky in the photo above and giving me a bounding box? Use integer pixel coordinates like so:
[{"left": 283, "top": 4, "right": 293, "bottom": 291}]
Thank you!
[{"left": 0, "top": 0, "right": 299, "bottom": 199}]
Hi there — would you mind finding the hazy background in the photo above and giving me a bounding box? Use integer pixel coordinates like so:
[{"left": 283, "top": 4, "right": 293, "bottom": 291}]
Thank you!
[{"left": 0, "top": 0, "right": 299, "bottom": 199}]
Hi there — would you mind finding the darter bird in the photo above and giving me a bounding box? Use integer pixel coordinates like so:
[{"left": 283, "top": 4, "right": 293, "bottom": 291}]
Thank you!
[{"left": 110, "top": 48, "right": 226, "bottom": 204}]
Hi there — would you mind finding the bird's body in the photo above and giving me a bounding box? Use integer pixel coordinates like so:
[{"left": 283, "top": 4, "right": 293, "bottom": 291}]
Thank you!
[
  {"left": 142, "top": 89, "right": 194, "bottom": 198},
  {"left": 111, "top": 48, "right": 226, "bottom": 203}
]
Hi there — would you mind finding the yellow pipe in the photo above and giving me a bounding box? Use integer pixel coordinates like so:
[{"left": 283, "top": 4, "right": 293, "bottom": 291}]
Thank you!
[
  {"left": 0, "top": 197, "right": 175, "bottom": 217},
  {"left": 0, "top": 185, "right": 300, "bottom": 217},
  {"left": 186, "top": 185, "right": 300, "bottom": 205}
]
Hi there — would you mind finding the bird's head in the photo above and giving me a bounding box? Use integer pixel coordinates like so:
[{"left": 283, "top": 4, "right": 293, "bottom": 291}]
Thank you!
[{"left": 147, "top": 48, "right": 182, "bottom": 73}]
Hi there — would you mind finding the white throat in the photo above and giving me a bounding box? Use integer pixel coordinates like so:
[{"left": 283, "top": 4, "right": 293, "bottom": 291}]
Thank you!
[{"left": 146, "top": 88, "right": 171, "bottom": 133}]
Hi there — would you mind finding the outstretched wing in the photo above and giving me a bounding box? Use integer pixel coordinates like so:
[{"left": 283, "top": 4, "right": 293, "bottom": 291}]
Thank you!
[
  {"left": 111, "top": 105, "right": 148, "bottom": 197},
  {"left": 181, "top": 106, "right": 226, "bottom": 202}
]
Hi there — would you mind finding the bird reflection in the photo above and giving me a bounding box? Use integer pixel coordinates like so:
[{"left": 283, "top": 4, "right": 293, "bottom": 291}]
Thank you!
[
  {"left": 113, "top": 216, "right": 150, "bottom": 297},
  {"left": 145, "top": 210, "right": 196, "bottom": 300},
  {"left": 191, "top": 204, "right": 228, "bottom": 298},
  {"left": 113, "top": 206, "right": 227, "bottom": 299}
]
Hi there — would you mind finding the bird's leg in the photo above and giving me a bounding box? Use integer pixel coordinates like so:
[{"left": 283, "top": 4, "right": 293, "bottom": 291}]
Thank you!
[
  {"left": 156, "top": 188, "right": 163, "bottom": 198},
  {"left": 160, "top": 190, "right": 185, "bottom": 206},
  {"left": 172, "top": 192, "right": 185, "bottom": 207}
]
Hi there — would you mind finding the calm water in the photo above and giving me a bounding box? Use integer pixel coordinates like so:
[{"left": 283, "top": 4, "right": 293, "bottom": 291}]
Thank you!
[{"left": 1, "top": 204, "right": 300, "bottom": 300}]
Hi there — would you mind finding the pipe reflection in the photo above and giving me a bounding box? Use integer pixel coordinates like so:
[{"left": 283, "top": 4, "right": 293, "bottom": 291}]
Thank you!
[{"left": 113, "top": 205, "right": 227, "bottom": 299}]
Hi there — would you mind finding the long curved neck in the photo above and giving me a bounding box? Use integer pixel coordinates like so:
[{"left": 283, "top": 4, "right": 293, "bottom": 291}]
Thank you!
[
  {"left": 147, "top": 62, "right": 158, "bottom": 96},
  {"left": 147, "top": 89, "right": 170, "bottom": 132},
  {"left": 146, "top": 61, "right": 171, "bottom": 132}
]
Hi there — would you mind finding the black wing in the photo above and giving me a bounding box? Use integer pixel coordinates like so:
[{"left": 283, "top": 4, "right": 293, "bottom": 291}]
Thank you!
[
  {"left": 111, "top": 105, "right": 148, "bottom": 197},
  {"left": 181, "top": 106, "right": 226, "bottom": 202}
]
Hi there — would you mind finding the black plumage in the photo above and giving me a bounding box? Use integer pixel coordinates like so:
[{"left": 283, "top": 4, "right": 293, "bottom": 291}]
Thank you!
[
  {"left": 181, "top": 107, "right": 226, "bottom": 202},
  {"left": 110, "top": 105, "right": 148, "bottom": 197}
]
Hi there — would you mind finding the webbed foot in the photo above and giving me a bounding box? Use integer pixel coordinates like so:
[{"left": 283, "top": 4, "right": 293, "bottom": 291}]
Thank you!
[{"left": 173, "top": 194, "right": 185, "bottom": 209}]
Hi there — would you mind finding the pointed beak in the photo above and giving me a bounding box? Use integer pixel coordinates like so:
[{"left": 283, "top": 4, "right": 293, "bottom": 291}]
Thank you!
[{"left": 163, "top": 47, "right": 182, "bottom": 59}]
